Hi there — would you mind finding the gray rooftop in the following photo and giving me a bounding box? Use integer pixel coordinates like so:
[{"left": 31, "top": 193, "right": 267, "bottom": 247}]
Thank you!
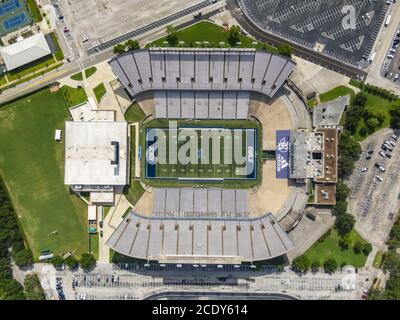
[
  {"left": 106, "top": 211, "right": 295, "bottom": 263},
  {"left": 109, "top": 48, "right": 295, "bottom": 99},
  {"left": 313, "top": 95, "right": 350, "bottom": 127}
]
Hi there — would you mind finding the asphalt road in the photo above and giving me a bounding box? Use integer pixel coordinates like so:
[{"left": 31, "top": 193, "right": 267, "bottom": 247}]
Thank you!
[
  {"left": 227, "top": 0, "right": 368, "bottom": 80},
  {"left": 144, "top": 291, "right": 298, "bottom": 300}
]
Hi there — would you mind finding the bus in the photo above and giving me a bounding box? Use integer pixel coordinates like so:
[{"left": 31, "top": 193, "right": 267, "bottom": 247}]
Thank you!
[{"left": 385, "top": 14, "right": 391, "bottom": 27}]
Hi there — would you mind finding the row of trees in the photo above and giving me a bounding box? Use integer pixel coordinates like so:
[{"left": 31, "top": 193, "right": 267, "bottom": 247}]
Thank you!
[
  {"left": 0, "top": 178, "right": 34, "bottom": 300},
  {"left": 50, "top": 253, "right": 96, "bottom": 271},
  {"left": 369, "top": 216, "right": 400, "bottom": 300},
  {"left": 292, "top": 255, "right": 338, "bottom": 275},
  {"left": 113, "top": 40, "right": 141, "bottom": 55},
  {"left": 389, "top": 105, "right": 400, "bottom": 129},
  {"left": 360, "top": 83, "right": 399, "bottom": 102},
  {"left": 113, "top": 24, "right": 293, "bottom": 58}
]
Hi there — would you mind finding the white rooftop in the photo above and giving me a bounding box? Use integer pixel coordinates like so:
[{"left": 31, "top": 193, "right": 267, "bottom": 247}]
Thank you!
[
  {"left": 0, "top": 33, "right": 52, "bottom": 71},
  {"left": 64, "top": 121, "right": 128, "bottom": 186}
]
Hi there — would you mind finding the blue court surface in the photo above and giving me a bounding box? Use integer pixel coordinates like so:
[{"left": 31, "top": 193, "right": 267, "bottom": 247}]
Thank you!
[
  {"left": 4, "top": 12, "right": 26, "bottom": 30},
  {"left": 0, "top": 0, "right": 21, "bottom": 17}
]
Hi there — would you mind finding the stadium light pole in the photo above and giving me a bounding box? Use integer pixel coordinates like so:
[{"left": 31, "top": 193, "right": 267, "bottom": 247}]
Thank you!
[
  {"left": 219, "top": 41, "right": 225, "bottom": 48},
  {"left": 203, "top": 41, "right": 209, "bottom": 48},
  {"left": 179, "top": 41, "right": 185, "bottom": 48},
  {"left": 195, "top": 41, "right": 201, "bottom": 48},
  {"left": 252, "top": 41, "right": 258, "bottom": 48},
  {"left": 163, "top": 41, "right": 169, "bottom": 48}
]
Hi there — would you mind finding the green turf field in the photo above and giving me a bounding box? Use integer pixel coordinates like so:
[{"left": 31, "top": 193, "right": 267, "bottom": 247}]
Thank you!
[
  {"left": 141, "top": 120, "right": 262, "bottom": 188},
  {"left": 146, "top": 127, "right": 256, "bottom": 181},
  {"left": 0, "top": 87, "right": 89, "bottom": 258}
]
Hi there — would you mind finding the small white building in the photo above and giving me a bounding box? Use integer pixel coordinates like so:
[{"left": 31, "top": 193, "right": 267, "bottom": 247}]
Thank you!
[{"left": 0, "top": 33, "right": 52, "bottom": 71}]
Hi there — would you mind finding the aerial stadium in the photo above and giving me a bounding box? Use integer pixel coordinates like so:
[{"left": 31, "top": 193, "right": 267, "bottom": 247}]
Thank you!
[{"left": 63, "top": 47, "right": 339, "bottom": 265}]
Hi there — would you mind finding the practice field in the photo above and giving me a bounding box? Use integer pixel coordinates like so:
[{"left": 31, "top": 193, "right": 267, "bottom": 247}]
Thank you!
[
  {"left": 0, "top": 87, "right": 88, "bottom": 258},
  {"left": 0, "top": 0, "right": 32, "bottom": 35},
  {"left": 146, "top": 127, "right": 257, "bottom": 181}
]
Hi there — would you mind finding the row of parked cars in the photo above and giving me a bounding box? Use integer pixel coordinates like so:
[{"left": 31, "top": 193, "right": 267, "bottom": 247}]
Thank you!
[
  {"left": 56, "top": 276, "right": 65, "bottom": 300},
  {"left": 385, "top": 28, "right": 400, "bottom": 81}
]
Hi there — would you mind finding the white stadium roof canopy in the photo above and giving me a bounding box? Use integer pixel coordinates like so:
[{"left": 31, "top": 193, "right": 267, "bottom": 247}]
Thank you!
[{"left": 0, "top": 33, "right": 52, "bottom": 71}]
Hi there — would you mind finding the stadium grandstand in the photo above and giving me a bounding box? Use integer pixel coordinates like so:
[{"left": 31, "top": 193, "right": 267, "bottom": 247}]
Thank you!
[
  {"left": 109, "top": 47, "right": 295, "bottom": 99},
  {"left": 106, "top": 211, "right": 294, "bottom": 264}
]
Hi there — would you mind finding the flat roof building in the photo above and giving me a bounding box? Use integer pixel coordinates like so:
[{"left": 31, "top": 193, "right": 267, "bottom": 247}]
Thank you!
[
  {"left": 0, "top": 33, "right": 51, "bottom": 71},
  {"left": 64, "top": 121, "right": 128, "bottom": 191}
]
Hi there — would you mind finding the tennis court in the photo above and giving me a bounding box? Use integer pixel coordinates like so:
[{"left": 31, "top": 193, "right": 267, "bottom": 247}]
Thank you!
[
  {"left": 4, "top": 12, "right": 26, "bottom": 29},
  {"left": 0, "top": 0, "right": 21, "bottom": 16},
  {"left": 145, "top": 127, "right": 257, "bottom": 181},
  {"left": 0, "top": 0, "right": 32, "bottom": 35}
]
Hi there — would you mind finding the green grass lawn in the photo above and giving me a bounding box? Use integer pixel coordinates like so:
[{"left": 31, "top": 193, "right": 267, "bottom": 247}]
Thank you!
[
  {"left": 50, "top": 32, "right": 65, "bottom": 62},
  {"left": 125, "top": 126, "right": 145, "bottom": 205},
  {"left": 351, "top": 90, "right": 400, "bottom": 141},
  {"left": 61, "top": 85, "right": 88, "bottom": 108},
  {"left": 85, "top": 67, "right": 97, "bottom": 79},
  {"left": 125, "top": 102, "right": 146, "bottom": 123},
  {"left": 93, "top": 83, "right": 106, "bottom": 103},
  {"left": 319, "top": 86, "right": 355, "bottom": 103},
  {"left": 303, "top": 229, "right": 369, "bottom": 268},
  {"left": 27, "top": 0, "right": 43, "bottom": 22},
  {"left": 6, "top": 55, "right": 56, "bottom": 81},
  {"left": 70, "top": 72, "right": 83, "bottom": 81},
  {"left": 0, "top": 76, "right": 7, "bottom": 87},
  {"left": 89, "top": 234, "right": 99, "bottom": 260},
  {"left": 70, "top": 67, "right": 97, "bottom": 81},
  {"left": 373, "top": 250, "right": 384, "bottom": 269},
  {"left": 0, "top": 88, "right": 89, "bottom": 258},
  {"left": 147, "top": 21, "right": 277, "bottom": 53}
]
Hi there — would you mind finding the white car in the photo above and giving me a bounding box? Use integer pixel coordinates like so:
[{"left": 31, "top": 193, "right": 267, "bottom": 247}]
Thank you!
[
  {"left": 379, "top": 151, "right": 386, "bottom": 157},
  {"left": 361, "top": 168, "right": 368, "bottom": 172},
  {"left": 376, "top": 176, "right": 383, "bottom": 182},
  {"left": 379, "top": 166, "right": 385, "bottom": 172}
]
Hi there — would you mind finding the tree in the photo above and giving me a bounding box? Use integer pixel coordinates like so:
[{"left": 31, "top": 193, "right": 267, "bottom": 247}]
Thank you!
[
  {"left": 353, "top": 241, "right": 363, "bottom": 254},
  {"left": 166, "top": 25, "right": 178, "bottom": 47},
  {"left": 323, "top": 259, "right": 338, "bottom": 274},
  {"left": 12, "top": 249, "right": 33, "bottom": 267},
  {"left": 227, "top": 25, "right": 241, "bottom": 46},
  {"left": 113, "top": 43, "right": 126, "bottom": 54},
  {"left": 50, "top": 255, "right": 64, "bottom": 269},
  {"left": 80, "top": 253, "right": 96, "bottom": 270},
  {"left": 332, "top": 201, "right": 347, "bottom": 216},
  {"left": 359, "top": 126, "right": 368, "bottom": 137},
  {"left": 390, "top": 105, "right": 400, "bottom": 129},
  {"left": 353, "top": 92, "right": 367, "bottom": 107},
  {"left": 277, "top": 44, "right": 293, "bottom": 58},
  {"left": 311, "top": 261, "right": 321, "bottom": 273},
  {"left": 335, "top": 213, "right": 355, "bottom": 236},
  {"left": 336, "top": 181, "right": 350, "bottom": 203},
  {"left": 382, "top": 251, "right": 400, "bottom": 273},
  {"left": 374, "top": 111, "right": 386, "bottom": 126},
  {"left": 64, "top": 255, "right": 79, "bottom": 270},
  {"left": 292, "top": 255, "right": 310, "bottom": 274},
  {"left": 125, "top": 39, "right": 140, "bottom": 51},
  {"left": 0, "top": 258, "right": 12, "bottom": 279},
  {"left": 24, "top": 274, "right": 45, "bottom": 300},
  {"left": 0, "top": 278, "right": 25, "bottom": 300},
  {"left": 366, "top": 117, "right": 379, "bottom": 132},
  {"left": 338, "top": 235, "right": 351, "bottom": 250},
  {"left": 362, "top": 243, "right": 373, "bottom": 256}
]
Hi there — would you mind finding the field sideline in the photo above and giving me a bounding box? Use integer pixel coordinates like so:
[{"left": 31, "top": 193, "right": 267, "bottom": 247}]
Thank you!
[{"left": 0, "top": 87, "right": 89, "bottom": 258}]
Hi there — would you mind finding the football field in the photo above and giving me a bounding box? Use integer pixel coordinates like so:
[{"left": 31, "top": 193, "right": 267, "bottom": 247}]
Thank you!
[{"left": 145, "top": 127, "right": 257, "bottom": 181}]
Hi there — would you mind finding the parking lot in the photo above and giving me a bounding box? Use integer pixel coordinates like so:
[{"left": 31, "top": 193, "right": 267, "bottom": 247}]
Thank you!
[
  {"left": 348, "top": 128, "right": 400, "bottom": 247},
  {"left": 54, "top": 0, "right": 208, "bottom": 53},
  {"left": 381, "top": 23, "right": 400, "bottom": 84},
  {"left": 239, "top": 0, "right": 389, "bottom": 67}
]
